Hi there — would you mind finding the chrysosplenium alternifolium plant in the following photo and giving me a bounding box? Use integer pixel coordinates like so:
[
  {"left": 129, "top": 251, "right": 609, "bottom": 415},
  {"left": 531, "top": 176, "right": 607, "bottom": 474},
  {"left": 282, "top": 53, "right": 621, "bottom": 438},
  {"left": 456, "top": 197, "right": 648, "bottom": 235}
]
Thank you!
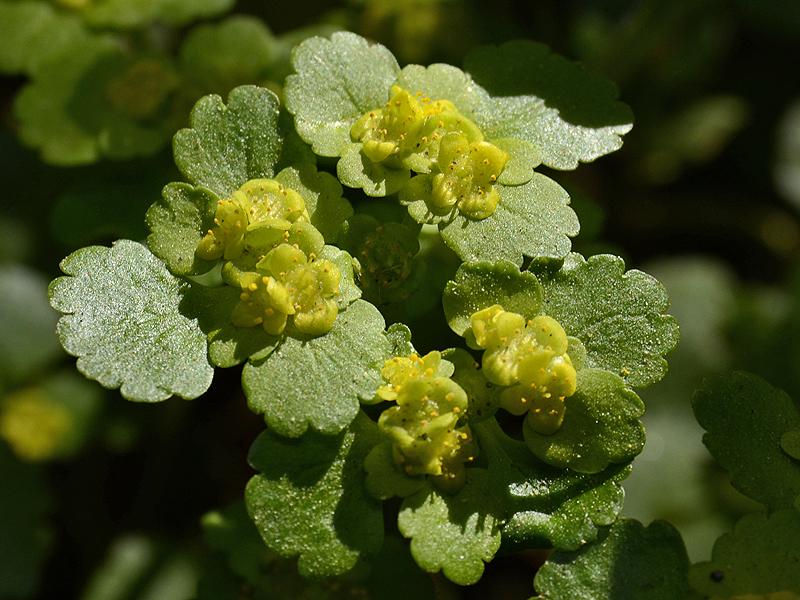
[{"left": 49, "top": 32, "right": 679, "bottom": 586}]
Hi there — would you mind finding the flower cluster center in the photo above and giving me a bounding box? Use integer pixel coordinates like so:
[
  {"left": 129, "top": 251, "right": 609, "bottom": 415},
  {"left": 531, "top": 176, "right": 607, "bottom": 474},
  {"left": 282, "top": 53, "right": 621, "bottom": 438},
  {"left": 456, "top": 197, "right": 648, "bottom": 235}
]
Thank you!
[{"left": 471, "top": 305, "right": 577, "bottom": 434}]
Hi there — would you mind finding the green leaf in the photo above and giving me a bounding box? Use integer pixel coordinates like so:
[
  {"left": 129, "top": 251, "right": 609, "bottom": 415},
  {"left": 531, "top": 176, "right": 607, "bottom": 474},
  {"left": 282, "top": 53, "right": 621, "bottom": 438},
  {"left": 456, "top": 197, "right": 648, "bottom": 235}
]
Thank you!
[
  {"left": 443, "top": 260, "right": 543, "bottom": 337},
  {"left": 242, "top": 300, "right": 391, "bottom": 437},
  {"left": 201, "top": 502, "right": 272, "bottom": 585},
  {"left": 534, "top": 253, "right": 679, "bottom": 389},
  {"left": 437, "top": 174, "right": 579, "bottom": 265},
  {"left": 0, "top": 444, "right": 51, "bottom": 598},
  {"left": 285, "top": 32, "right": 400, "bottom": 157},
  {"left": 274, "top": 165, "right": 353, "bottom": 242},
  {"left": 464, "top": 41, "right": 633, "bottom": 170},
  {"left": 14, "top": 35, "right": 168, "bottom": 166},
  {"left": 0, "top": 265, "right": 61, "bottom": 388},
  {"left": 523, "top": 369, "right": 645, "bottom": 474},
  {"left": 80, "top": 0, "right": 234, "bottom": 28},
  {"left": 385, "top": 323, "right": 415, "bottom": 357},
  {"left": 49, "top": 240, "right": 213, "bottom": 402},
  {"left": 444, "top": 348, "right": 499, "bottom": 422},
  {"left": 0, "top": 1, "right": 84, "bottom": 75},
  {"left": 534, "top": 519, "right": 690, "bottom": 600},
  {"left": 364, "top": 441, "right": 427, "bottom": 500},
  {"left": 146, "top": 183, "right": 220, "bottom": 276},
  {"left": 692, "top": 372, "right": 800, "bottom": 510},
  {"left": 179, "top": 16, "right": 277, "bottom": 96},
  {"left": 474, "top": 419, "right": 628, "bottom": 551},
  {"left": 173, "top": 85, "right": 282, "bottom": 198},
  {"left": 181, "top": 284, "right": 280, "bottom": 369},
  {"left": 689, "top": 510, "right": 800, "bottom": 597},
  {"left": 245, "top": 412, "right": 384, "bottom": 577},
  {"left": 397, "top": 470, "right": 501, "bottom": 586},
  {"left": 336, "top": 143, "right": 410, "bottom": 197}
]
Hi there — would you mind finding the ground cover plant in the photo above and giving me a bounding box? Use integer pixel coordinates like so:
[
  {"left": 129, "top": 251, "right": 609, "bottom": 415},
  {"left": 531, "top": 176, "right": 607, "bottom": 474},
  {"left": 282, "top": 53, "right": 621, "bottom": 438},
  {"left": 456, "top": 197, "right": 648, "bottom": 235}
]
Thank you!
[{"left": 2, "top": 1, "right": 800, "bottom": 598}]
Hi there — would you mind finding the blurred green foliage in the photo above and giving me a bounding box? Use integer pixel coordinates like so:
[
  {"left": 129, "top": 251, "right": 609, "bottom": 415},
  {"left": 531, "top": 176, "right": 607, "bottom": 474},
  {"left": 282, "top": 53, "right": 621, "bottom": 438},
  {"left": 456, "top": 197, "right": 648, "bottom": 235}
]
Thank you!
[{"left": 2, "top": 0, "right": 800, "bottom": 598}]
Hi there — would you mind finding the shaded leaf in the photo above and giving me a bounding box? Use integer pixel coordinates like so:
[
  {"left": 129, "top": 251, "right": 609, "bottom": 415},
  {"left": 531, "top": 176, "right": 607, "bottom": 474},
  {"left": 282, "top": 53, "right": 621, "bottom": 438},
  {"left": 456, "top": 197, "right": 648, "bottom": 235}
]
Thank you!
[
  {"left": 534, "top": 253, "right": 679, "bottom": 389},
  {"left": 49, "top": 240, "right": 213, "bottom": 402},
  {"left": 0, "top": 265, "right": 61, "bottom": 387},
  {"left": 534, "top": 519, "right": 690, "bottom": 600},
  {"left": 465, "top": 41, "right": 633, "bottom": 170},
  {"left": 523, "top": 369, "right": 645, "bottom": 474},
  {"left": 692, "top": 372, "right": 800, "bottom": 510},
  {"left": 397, "top": 470, "right": 501, "bottom": 585},
  {"left": 246, "top": 412, "right": 384, "bottom": 577},
  {"left": 285, "top": 32, "right": 400, "bottom": 156},
  {"left": 0, "top": 1, "right": 84, "bottom": 75},
  {"left": 173, "top": 85, "right": 282, "bottom": 198},
  {"left": 145, "top": 182, "right": 220, "bottom": 276},
  {"left": 475, "top": 419, "right": 628, "bottom": 551},
  {"left": 689, "top": 510, "right": 800, "bottom": 597},
  {"left": 242, "top": 300, "right": 391, "bottom": 437},
  {"left": 364, "top": 441, "right": 426, "bottom": 500},
  {"left": 81, "top": 0, "right": 234, "bottom": 28},
  {"left": 179, "top": 16, "right": 277, "bottom": 96}
]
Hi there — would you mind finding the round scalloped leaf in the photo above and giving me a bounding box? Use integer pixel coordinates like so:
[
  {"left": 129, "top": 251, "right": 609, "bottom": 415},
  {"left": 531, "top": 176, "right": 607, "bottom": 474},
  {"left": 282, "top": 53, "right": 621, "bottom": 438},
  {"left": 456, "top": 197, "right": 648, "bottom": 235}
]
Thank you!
[
  {"left": 534, "top": 253, "right": 679, "bottom": 389},
  {"left": 0, "top": 1, "right": 84, "bottom": 75},
  {"left": 285, "top": 32, "right": 400, "bottom": 157},
  {"left": 474, "top": 419, "right": 628, "bottom": 551},
  {"left": 523, "top": 369, "right": 645, "bottom": 474},
  {"left": 145, "top": 183, "right": 220, "bottom": 276},
  {"left": 692, "top": 372, "right": 800, "bottom": 511},
  {"left": 246, "top": 412, "right": 384, "bottom": 578},
  {"left": 48, "top": 240, "right": 213, "bottom": 402},
  {"left": 80, "top": 0, "right": 234, "bottom": 28},
  {"left": 242, "top": 300, "right": 392, "bottom": 437},
  {"left": 173, "top": 85, "right": 282, "bottom": 199},
  {"left": 0, "top": 265, "right": 61, "bottom": 388},
  {"left": 438, "top": 174, "right": 579, "bottom": 266},
  {"left": 689, "top": 510, "right": 800, "bottom": 597},
  {"left": 364, "top": 442, "right": 427, "bottom": 500},
  {"left": 465, "top": 40, "right": 633, "bottom": 170},
  {"left": 443, "top": 260, "right": 543, "bottom": 337},
  {"left": 274, "top": 165, "right": 353, "bottom": 242},
  {"left": 535, "top": 519, "right": 690, "bottom": 600},
  {"left": 336, "top": 143, "right": 410, "bottom": 197},
  {"left": 397, "top": 470, "right": 501, "bottom": 586},
  {"left": 179, "top": 16, "right": 277, "bottom": 96}
]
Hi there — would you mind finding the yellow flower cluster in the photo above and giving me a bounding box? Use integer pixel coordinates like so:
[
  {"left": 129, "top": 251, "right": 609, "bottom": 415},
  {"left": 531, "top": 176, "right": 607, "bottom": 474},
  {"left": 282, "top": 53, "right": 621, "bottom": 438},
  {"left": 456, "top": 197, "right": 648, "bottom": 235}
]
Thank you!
[
  {"left": 471, "top": 305, "right": 577, "bottom": 434},
  {"left": 376, "top": 351, "right": 474, "bottom": 492},
  {"left": 352, "top": 85, "right": 508, "bottom": 220},
  {"left": 195, "top": 179, "right": 341, "bottom": 337}
]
